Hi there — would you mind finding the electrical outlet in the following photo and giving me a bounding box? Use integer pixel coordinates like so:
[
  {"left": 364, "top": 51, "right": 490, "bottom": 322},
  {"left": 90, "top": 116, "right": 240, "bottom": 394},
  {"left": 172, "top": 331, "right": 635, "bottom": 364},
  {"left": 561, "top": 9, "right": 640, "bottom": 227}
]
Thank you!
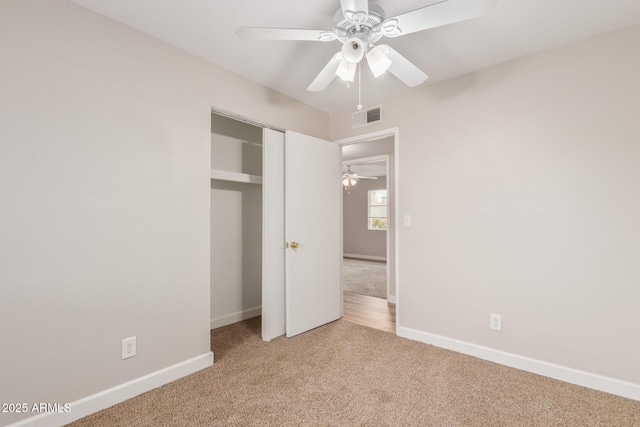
[
  {"left": 490, "top": 314, "right": 502, "bottom": 331},
  {"left": 122, "top": 336, "right": 136, "bottom": 360}
]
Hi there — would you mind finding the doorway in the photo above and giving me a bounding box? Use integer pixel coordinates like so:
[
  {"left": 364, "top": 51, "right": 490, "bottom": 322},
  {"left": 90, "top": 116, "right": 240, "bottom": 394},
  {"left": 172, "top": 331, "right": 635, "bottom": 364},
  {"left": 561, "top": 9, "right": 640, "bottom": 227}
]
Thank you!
[
  {"left": 338, "top": 130, "right": 398, "bottom": 333},
  {"left": 342, "top": 156, "right": 389, "bottom": 299}
]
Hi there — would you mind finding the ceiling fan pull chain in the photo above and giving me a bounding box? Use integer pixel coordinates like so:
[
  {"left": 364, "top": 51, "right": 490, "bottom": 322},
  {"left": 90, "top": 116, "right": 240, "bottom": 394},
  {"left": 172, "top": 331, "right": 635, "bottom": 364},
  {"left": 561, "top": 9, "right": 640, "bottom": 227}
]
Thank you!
[{"left": 357, "top": 62, "right": 363, "bottom": 110}]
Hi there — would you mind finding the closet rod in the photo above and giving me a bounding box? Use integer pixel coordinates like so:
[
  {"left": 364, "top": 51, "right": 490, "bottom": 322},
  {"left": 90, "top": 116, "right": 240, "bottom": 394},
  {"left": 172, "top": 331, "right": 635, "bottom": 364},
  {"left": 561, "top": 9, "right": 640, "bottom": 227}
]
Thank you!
[{"left": 211, "top": 107, "right": 285, "bottom": 133}]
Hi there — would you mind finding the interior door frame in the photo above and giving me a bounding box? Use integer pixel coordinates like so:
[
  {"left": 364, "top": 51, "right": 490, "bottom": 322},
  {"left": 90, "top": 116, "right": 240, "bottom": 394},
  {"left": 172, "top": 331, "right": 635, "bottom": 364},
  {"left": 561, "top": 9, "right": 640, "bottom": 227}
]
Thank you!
[{"left": 334, "top": 127, "right": 400, "bottom": 331}]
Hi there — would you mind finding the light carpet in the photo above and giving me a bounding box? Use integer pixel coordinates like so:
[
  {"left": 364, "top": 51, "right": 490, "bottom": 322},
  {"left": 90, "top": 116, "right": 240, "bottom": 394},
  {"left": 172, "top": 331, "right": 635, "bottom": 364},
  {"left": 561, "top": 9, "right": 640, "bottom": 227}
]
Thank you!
[
  {"left": 68, "top": 318, "right": 640, "bottom": 426},
  {"left": 343, "top": 258, "right": 387, "bottom": 299}
]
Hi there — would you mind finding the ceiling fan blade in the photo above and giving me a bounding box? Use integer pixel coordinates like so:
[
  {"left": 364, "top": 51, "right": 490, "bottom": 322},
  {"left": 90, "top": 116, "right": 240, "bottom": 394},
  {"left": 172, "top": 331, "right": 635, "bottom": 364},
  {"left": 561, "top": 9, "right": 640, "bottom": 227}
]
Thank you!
[
  {"left": 236, "top": 27, "right": 337, "bottom": 42},
  {"left": 307, "top": 53, "right": 343, "bottom": 92},
  {"left": 380, "top": 45, "right": 428, "bottom": 87},
  {"left": 340, "top": 0, "right": 369, "bottom": 25},
  {"left": 380, "top": 0, "right": 496, "bottom": 37},
  {"left": 345, "top": 171, "right": 379, "bottom": 179}
]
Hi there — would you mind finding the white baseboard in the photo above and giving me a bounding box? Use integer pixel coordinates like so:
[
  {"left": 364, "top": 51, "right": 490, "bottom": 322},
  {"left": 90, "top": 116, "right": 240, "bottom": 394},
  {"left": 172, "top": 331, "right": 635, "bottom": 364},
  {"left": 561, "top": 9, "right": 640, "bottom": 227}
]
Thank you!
[
  {"left": 387, "top": 295, "right": 396, "bottom": 304},
  {"left": 9, "top": 352, "right": 214, "bottom": 427},
  {"left": 397, "top": 326, "right": 639, "bottom": 402},
  {"left": 210, "top": 306, "right": 261, "bottom": 330},
  {"left": 343, "top": 253, "right": 386, "bottom": 262}
]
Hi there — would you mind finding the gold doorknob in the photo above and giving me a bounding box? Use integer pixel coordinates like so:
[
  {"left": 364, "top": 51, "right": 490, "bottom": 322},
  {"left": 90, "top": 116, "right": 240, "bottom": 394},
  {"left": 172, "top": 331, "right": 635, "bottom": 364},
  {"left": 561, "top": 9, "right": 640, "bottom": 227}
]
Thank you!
[{"left": 290, "top": 241, "right": 299, "bottom": 249}]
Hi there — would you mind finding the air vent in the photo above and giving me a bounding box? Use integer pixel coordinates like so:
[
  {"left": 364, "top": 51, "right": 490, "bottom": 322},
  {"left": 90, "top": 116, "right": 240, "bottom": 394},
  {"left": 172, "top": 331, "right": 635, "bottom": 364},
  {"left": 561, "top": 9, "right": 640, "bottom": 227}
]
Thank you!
[{"left": 352, "top": 106, "right": 382, "bottom": 128}]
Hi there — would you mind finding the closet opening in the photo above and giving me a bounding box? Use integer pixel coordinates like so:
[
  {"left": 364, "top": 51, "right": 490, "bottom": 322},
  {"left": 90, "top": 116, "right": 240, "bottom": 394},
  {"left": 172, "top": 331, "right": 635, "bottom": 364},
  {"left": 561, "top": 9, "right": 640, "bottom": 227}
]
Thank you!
[
  {"left": 209, "top": 112, "right": 265, "bottom": 334},
  {"left": 209, "top": 107, "right": 343, "bottom": 343}
]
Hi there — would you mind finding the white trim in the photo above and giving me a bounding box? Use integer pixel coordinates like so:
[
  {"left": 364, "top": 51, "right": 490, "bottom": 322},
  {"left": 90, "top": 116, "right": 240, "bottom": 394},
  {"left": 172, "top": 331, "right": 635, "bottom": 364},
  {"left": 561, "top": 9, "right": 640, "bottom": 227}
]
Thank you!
[
  {"left": 210, "top": 306, "right": 262, "bottom": 330},
  {"left": 8, "top": 353, "right": 214, "bottom": 427},
  {"left": 343, "top": 253, "right": 386, "bottom": 262},
  {"left": 335, "top": 128, "right": 399, "bottom": 146},
  {"left": 342, "top": 154, "right": 389, "bottom": 166},
  {"left": 397, "top": 326, "right": 640, "bottom": 401},
  {"left": 383, "top": 156, "right": 391, "bottom": 301},
  {"left": 387, "top": 295, "right": 396, "bottom": 304},
  {"left": 340, "top": 149, "right": 345, "bottom": 319}
]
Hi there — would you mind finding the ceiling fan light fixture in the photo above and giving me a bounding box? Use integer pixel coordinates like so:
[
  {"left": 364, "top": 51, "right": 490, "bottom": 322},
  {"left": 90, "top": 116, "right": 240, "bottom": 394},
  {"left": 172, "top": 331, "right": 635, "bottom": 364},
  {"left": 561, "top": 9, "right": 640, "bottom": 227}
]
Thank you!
[
  {"left": 366, "top": 45, "right": 392, "bottom": 77},
  {"left": 341, "top": 37, "right": 365, "bottom": 64},
  {"left": 238, "top": 0, "right": 498, "bottom": 95},
  {"left": 335, "top": 59, "right": 357, "bottom": 81}
]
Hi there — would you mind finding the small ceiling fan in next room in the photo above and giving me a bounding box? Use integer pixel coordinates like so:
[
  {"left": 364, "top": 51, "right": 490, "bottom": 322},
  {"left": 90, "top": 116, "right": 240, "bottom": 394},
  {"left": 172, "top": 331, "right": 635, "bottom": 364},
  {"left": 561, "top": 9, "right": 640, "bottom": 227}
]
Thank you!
[
  {"left": 237, "top": 0, "right": 496, "bottom": 108},
  {"left": 342, "top": 165, "right": 377, "bottom": 192}
]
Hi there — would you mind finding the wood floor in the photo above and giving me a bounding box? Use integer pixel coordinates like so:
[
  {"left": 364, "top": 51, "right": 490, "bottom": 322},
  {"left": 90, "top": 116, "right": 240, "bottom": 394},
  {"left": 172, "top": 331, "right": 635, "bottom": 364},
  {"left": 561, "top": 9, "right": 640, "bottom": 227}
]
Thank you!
[{"left": 343, "top": 291, "right": 396, "bottom": 333}]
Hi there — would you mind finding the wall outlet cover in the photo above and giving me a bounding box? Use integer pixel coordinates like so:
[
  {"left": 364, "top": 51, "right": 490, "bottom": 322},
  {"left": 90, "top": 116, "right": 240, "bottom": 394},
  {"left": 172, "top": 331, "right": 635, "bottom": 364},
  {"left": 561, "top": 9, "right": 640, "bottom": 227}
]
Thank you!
[
  {"left": 490, "top": 314, "right": 502, "bottom": 331},
  {"left": 122, "top": 336, "right": 137, "bottom": 359}
]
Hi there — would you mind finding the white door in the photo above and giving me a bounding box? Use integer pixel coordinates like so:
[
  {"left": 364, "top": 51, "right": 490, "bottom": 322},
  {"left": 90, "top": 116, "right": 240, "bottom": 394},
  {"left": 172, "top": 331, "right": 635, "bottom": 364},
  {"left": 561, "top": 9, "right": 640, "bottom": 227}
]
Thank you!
[
  {"left": 285, "top": 131, "right": 342, "bottom": 337},
  {"left": 262, "top": 129, "right": 286, "bottom": 341}
]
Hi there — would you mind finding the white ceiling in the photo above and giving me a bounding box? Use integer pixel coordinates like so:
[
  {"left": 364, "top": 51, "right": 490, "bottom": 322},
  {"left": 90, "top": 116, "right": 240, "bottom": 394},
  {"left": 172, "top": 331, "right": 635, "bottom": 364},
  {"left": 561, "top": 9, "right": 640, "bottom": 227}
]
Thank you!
[{"left": 70, "top": 0, "right": 640, "bottom": 113}]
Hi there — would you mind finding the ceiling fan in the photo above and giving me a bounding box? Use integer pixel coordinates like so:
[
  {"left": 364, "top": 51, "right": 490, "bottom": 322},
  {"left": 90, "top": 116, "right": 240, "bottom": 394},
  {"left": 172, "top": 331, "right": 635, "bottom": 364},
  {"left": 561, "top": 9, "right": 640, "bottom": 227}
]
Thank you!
[
  {"left": 342, "top": 165, "right": 378, "bottom": 188},
  {"left": 236, "top": 0, "right": 496, "bottom": 94}
]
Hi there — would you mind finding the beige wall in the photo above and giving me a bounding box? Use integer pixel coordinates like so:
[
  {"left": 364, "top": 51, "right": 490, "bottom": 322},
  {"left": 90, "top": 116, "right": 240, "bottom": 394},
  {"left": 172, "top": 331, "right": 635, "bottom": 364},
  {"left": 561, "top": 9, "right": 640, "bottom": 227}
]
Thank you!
[
  {"left": 343, "top": 176, "right": 387, "bottom": 258},
  {"left": 331, "top": 24, "right": 640, "bottom": 385},
  {"left": 0, "top": 1, "right": 327, "bottom": 425}
]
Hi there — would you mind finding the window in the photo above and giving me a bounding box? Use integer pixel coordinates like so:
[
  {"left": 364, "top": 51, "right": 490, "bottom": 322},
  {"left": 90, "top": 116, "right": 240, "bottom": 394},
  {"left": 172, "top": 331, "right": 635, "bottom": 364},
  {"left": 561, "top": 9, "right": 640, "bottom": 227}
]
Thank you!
[{"left": 368, "top": 189, "right": 387, "bottom": 230}]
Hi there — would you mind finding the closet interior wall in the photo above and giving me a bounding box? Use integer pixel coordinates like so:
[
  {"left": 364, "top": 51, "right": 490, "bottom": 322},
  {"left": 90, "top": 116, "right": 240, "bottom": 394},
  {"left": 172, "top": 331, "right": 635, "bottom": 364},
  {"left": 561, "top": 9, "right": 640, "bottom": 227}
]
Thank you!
[{"left": 210, "top": 113, "right": 263, "bottom": 329}]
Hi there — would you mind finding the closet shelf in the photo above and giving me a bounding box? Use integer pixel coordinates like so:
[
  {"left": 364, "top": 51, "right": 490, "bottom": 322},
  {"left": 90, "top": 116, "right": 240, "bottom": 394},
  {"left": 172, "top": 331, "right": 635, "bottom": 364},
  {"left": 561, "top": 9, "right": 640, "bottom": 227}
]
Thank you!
[{"left": 211, "top": 169, "right": 263, "bottom": 185}]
